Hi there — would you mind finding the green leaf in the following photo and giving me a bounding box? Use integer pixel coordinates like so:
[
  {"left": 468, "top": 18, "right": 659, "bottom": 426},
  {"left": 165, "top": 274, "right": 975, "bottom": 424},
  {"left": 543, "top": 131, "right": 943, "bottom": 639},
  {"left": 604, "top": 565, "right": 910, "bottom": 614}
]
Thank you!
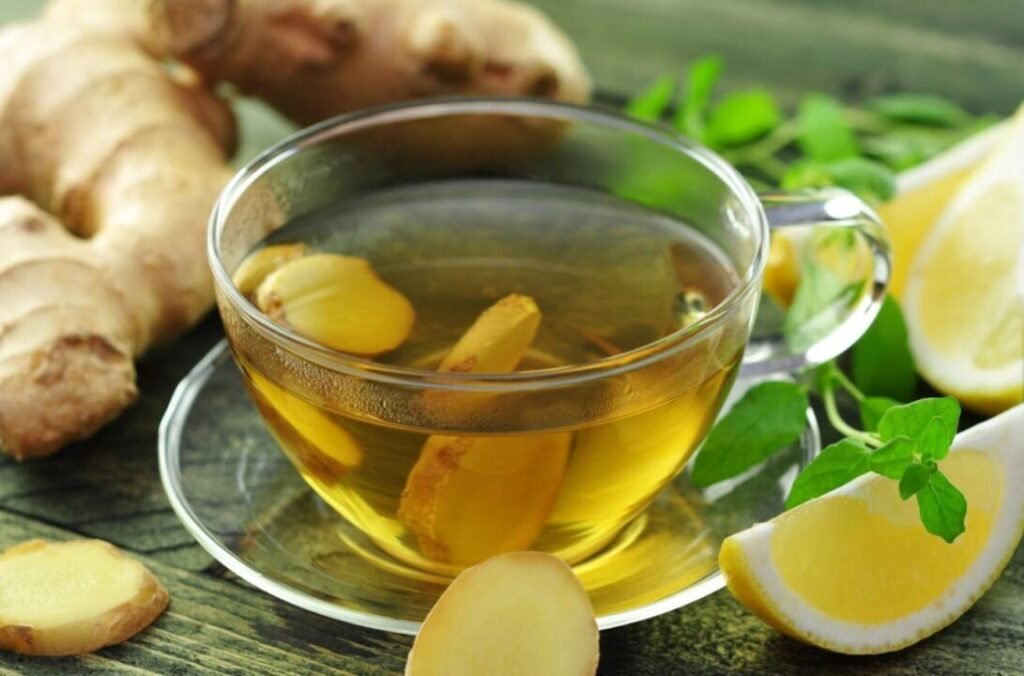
[
  {"left": 870, "top": 437, "right": 916, "bottom": 480},
  {"left": 797, "top": 94, "right": 859, "bottom": 162},
  {"left": 673, "top": 55, "right": 723, "bottom": 139},
  {"left": 851, "top": 295, "right": 917, "bottom": 401},
  {"left": 917, "top": 469, "right": 967, "bottom": 543},
  {"left": 627, "top": 74, "right": 676, "bottom": 122},
  {"left": 783, "top": 252, "right": 846, "bottom": 350},
  {"left": 899, "top": 462, "right": 931, "bottom": 499},
  {"left": 705, "top": 89, "right": 781, "bottom": 147},
  {"left": 691, "top": 381, "right": 809, "bottom": 487},
  {"left": 918, "top": 416, "right": 953, "bottom": 461},
  {"left": 786, "top": 438, "right": 871, "bottom": 509},
  {"left": 860, "top": 396, "right": 900, "bottom": 432},
  {"left": 867, "top": 94, "right": 971, "bottom": 127},
  {"left": 782, "top": 157, "right": 896, "bottom": 202},
  {"left": 878, "top": 397, "right": 960, "bottom": 446}
]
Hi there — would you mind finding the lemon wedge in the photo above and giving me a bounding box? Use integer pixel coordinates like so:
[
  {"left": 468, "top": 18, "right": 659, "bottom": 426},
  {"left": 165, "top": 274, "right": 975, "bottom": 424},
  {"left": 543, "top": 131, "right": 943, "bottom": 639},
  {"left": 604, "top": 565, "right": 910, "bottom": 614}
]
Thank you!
[
  {"left": 901, "top": 110, "right": 1024, "bottom": 414},
  {"left": 878, "top": 122, "right": 1004, "bottom": 298},
  {"left": 719, "top": 404, "right": 1024, "bottom": 655}
]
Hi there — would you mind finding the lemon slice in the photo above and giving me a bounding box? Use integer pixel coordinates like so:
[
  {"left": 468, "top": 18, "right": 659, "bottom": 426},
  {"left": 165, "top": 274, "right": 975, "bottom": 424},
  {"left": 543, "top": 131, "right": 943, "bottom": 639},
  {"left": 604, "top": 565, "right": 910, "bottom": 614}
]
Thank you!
[
  {"left": 719, "top": 404, "right": 1024, "bottom": 655},
  {"left": 878, "top": 122, "right": 1004, "bottom": 298},
  {"left": 901, "top": 110, "right": 1024, "bottom": 414}
]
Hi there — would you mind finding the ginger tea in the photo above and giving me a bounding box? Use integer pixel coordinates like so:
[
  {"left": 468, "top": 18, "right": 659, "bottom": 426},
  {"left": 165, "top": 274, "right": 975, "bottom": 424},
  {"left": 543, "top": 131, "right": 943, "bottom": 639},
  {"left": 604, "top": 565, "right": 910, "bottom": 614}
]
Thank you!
[{"left": 230, "top": 180, "right": 745, "bottom": 576}]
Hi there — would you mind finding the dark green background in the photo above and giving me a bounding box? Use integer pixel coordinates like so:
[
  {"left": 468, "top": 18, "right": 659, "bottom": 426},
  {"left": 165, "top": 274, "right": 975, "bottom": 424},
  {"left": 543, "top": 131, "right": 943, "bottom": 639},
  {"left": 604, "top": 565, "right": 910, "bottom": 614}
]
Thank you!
[{"left": 1, "top": 1, "right": 1022, "bottom": 673}]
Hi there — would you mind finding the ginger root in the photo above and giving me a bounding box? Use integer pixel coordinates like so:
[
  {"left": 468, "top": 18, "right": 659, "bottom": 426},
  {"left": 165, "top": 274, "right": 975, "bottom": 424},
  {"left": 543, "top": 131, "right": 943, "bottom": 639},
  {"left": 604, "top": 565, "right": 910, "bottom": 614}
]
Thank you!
[
  {"left": 49, "top": 0, "right": 591, "bottom": 125},
  {"left": 0, "top": 20, "right": 235, "bottom": 459},
  {"left": 405, "top": 551, "right": 599, "bottom": 676},
  {"left": 0, "top": 539, "right": 168, "bottom": 656},
  {"left": 232, "top": 242, "right": 310, "bottom": 297},
  {"left": 255, "top": 253, "right": 415, "bottom": 356},
  {"left": 0, "top": 0, "right": 588, "bottom": 459},
  {"left": 399, "top": 295, "right": 571, "bottom": 565}
]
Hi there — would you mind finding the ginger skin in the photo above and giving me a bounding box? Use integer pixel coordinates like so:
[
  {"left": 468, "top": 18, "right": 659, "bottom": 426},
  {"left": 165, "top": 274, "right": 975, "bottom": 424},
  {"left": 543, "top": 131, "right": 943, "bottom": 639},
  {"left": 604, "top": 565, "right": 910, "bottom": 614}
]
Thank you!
[
  {"left": 0, "top": 1, "right": 589, "bottom": 459},
  {"left": 0, "top": 21, "right": 235, "bottom": 459},
  {"left": 48, "top": 0, "right": 592, "bottom": 125}
]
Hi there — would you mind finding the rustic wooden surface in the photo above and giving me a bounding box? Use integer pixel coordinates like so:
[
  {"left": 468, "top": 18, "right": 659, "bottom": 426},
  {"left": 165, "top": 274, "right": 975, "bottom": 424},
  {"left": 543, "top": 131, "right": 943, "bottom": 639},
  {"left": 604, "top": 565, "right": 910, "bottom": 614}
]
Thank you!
[{"left": 2, "top": 1, "right": 1024, "bottom": 674}]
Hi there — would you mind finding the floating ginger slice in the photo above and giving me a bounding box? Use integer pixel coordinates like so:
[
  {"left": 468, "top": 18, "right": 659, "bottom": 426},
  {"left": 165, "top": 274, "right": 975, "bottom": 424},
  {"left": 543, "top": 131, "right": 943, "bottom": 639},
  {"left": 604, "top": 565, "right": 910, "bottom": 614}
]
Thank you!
[
  {"left": 0, "top": 539, "right": 168, "bottom": 656},
  {"left": 245, "top": 368, "right": 361, "bottom": 482},
  {"left": 406, "top": 552, "right": 599, "bottom": 676},
  {"left": 255, "top": 253, "right": 415, "bottom": 355},
  {"left": 232, "top": 243, "right": 309, "bottom": 297},
  {"left": 399, "top": 294, "right": 571, "bottom": 565}
]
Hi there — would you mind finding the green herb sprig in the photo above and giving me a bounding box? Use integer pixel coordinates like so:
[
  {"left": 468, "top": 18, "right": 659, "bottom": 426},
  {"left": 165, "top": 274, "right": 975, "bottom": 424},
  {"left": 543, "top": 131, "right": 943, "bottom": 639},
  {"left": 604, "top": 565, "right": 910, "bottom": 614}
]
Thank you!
[
  {"left": 627, "top": 56, "right": 996, "bottom": 202},
  {"left": 628, "top": 57, "right": 975, "bottom": 542}
]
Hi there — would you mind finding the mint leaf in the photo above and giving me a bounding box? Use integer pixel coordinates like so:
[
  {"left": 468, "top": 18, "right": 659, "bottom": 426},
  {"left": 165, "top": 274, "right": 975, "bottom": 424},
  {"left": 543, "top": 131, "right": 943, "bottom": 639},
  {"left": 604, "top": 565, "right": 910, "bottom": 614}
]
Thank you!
[
  {"left": 797, "top": 94, "right": 859, "bottom": 162},
  {"left": 860, "top": 396, "right": 900, "bottom": 432},
  {"left": 918, "top": 416, "right": 953, "bottom": 461},
  {"left": 869, "top": 437, "right": 916, "bottom": 479},
  {"left": 786, "top": 439, "right": 870, "bottom": 509},
  {"left": 691, "top": 381, "right": 809, "bottom": 487},
  {"left": 851, "top": 296, "right": 917, "bottom": 401},
  {"left": 878, "top": 397, "right": 960, "bottom": 446},
  {"left": 627, "top": 74, "right": 676, "bottom": 122},
  {"left": 784, "top": 252, "right": 846, "bottom": 350},
  {"left": 705, "top": 89, "right": 781, "bottom": 147},
  {"left": 673, "top": 55, "right": 722, "bottom": 139},
  {"left": 781, "top": 158, "right": 896, "bottom": 202},
  {"left": 899, "top": 462, "right": 931, "bottom": 499},
  {"left": 917, "top": 469, "right": 967, "bottom": 543},
  {"left": 867, "top": 94, "right": 970, "bottom": 127}
]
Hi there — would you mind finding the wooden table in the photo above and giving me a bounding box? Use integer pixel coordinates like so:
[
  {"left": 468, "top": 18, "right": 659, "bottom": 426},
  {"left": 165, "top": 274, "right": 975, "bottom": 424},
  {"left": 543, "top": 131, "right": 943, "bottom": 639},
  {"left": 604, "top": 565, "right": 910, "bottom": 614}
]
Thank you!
[{"left": 2, "top": 1, "right": 1023, "bottom": 673}]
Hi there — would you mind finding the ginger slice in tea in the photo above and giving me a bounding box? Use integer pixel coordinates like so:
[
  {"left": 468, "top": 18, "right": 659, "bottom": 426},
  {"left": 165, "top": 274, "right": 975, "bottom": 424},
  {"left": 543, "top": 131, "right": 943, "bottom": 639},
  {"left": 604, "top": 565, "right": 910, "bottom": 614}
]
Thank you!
[
  {"left": 232, "top": 243, "right": 309, "bottom": 297},
  {"left": 255, "top": 253, "right": 415, "bottom": 356},
  {"left": 398, "top": 294, "right": 571, "bottom": 566},
  {"left": 246, "top": 368, "right": 362, "bottom": 481}
]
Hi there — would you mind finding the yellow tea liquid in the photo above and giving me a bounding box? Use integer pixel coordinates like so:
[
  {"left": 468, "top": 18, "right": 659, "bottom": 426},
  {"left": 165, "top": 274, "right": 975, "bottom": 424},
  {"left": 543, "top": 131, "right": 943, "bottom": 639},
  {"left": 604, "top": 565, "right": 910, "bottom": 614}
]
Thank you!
[{"left": 233, "top": 180, "right": 743, "bottom": 576}]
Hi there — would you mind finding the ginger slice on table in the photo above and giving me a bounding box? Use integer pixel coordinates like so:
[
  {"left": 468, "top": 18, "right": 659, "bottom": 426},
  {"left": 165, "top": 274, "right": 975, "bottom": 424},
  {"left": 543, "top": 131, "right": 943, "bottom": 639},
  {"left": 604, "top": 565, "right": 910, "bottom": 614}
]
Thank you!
[
  {"left": 405, "top": 552, "right": 599, "bottom": 676},
  {"left": 0, "top": 539, "right": 168, "bottom": 656},
  {"left": 399, "top": 294, "right": 571, "bottom": 566},
  {"left": 255, "top": 253, "right": 415, "bottom": 356}
]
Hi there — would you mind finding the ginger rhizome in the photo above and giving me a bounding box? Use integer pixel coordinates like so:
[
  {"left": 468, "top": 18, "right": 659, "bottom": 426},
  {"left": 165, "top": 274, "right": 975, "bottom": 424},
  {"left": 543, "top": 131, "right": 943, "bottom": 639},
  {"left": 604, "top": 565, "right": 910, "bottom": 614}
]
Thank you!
[
  {"left": 0, "top": 539, "right": 168, "bottom": 656},
  {"left": 405, "top": 552, "right": 599, "bottom": 676},
  {"left": 0, "top": 0, "right": 590, "bottom": 458},
  {"left": 49, "top": 0, "right": 591, "bottom": 124},
  {"left": 0, "top": 20, "right": 234, "bottom": 459}
]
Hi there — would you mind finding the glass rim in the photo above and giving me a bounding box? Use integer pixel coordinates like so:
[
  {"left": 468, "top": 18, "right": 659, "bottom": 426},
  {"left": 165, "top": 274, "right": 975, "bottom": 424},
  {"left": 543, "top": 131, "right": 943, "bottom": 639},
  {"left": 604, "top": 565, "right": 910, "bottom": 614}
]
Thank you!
[{"left": 208, "top": 97, "right": 769, "bottom": 391}]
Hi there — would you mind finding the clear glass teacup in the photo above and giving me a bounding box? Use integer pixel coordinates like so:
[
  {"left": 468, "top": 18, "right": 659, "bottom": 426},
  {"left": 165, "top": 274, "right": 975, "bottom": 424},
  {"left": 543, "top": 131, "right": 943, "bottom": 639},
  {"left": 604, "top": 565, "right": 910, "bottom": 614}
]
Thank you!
[{"left": 209, "top": 99, "right": 889, "bottom": 581}]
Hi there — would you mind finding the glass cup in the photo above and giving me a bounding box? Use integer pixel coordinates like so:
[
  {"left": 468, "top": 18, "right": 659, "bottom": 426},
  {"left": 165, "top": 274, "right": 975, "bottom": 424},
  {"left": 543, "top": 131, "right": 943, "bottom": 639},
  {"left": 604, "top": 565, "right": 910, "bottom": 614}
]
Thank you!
[{"left": 209, "top": 99, "right": 889, "bottom": 580}]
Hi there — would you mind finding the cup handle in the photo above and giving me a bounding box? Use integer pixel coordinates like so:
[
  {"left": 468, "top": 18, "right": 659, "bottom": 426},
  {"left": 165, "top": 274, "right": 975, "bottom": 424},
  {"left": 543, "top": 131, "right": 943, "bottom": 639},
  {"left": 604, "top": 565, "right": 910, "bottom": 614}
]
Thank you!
[{"left": 740, "top": 187, "right": 892, "bottom": 377}]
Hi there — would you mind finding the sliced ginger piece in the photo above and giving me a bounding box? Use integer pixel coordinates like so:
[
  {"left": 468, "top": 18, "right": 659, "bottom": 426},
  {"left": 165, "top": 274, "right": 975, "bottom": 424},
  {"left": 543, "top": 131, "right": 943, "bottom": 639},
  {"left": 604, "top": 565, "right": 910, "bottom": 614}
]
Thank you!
[
  {"left": 0, "top": 539, "right": 168, "bottom": 656},
  {"left": 246, "top": 368, "right": 361, "bottom": 481},
  {"left": 400, "top": 432, "right": 571, "bottom": 565},
  {"left": 255, "top": 253, "right": 415, "bottom": 356},
  {"left": 232, "top": 243, "right": 309, "bottom": 297},
  {"left": 406, "top": 552, "right": 599, "bottom": 676},
  {"left": 399, "top": 294, "right": 570, "bottom": 565},
  {"left": 439, "top": 294, "right": 542, "bottom": 373}
]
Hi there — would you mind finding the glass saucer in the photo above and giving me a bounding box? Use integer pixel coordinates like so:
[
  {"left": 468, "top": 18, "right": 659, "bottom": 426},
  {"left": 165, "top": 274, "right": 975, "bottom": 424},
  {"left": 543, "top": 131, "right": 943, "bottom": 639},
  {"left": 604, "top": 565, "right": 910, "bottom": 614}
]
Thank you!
[{"left": 159, "top": 341, "right": 819, "bottom": 635}]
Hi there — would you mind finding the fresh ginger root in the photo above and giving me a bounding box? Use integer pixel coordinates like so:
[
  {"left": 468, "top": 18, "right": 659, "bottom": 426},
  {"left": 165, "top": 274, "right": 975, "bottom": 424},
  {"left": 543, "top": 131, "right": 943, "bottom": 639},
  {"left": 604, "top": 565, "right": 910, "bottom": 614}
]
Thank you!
[
  {"left": 399, "top": 295, "right": 572, "bottom": 565},
  {"left": 406, "top": 551, "right": 599, "bottom": 676},
  {"left": 0, "top": 20, "right": 235, "bottom": 459},
  {"left": 0, "top": 1, "right": 587, "bottom": 459},
  {"left": 48, "top": 0, "right": 591, "bottom": 125},
  {"left": 0, "top": 539, "right": 169, "bottom": 656},
  {"left": 255, "top": 253, "right": 416, "bottom": 355}
]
